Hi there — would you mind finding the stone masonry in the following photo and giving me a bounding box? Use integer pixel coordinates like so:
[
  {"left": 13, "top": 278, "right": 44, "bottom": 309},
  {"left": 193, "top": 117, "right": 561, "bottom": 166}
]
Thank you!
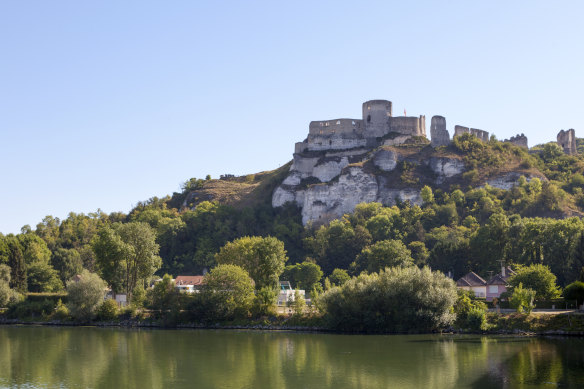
[
  {"left": 454, "top": 125, "right": 489, "bottom": 142},
  {"left": 430, "top": 116, "right": 450, "bottom": 147},
  {"left": 504, "top": 134, "right": 528, "bottom": 149},
  {"left": 557, "top": 129, "right": 577, "bottom": 155}
]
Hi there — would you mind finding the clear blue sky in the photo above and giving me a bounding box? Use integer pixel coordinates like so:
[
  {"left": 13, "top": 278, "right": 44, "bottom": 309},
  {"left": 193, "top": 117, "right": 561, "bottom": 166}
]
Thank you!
[{"left": 1, "top": 1, "right": 583, "bottom": 234}]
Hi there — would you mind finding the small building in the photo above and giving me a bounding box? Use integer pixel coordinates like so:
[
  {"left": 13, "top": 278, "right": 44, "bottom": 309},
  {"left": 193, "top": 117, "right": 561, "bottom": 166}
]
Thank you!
[
  {"left": 456, "top": 266, "right": 516, "bottom": 301},
  {"left": 486, "top": 266, "right": 516, "bottom": 301},
  {"left": 277, "top": 281, "right": 305, "bottom": 306},
  {"left": 174, "top": 275, "right": 205, "bottom": 293},
  {"left": 456, "top": 272, "right": 487, "bottom": 298}
]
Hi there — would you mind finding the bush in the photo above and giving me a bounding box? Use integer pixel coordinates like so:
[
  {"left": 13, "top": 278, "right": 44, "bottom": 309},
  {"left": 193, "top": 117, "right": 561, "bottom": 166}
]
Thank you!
[
  {"left": 9, "top": 298, "right": 54, "bottom": 319},
  {"left": 510, "top": 283, "right": 536, "bottom": 314},
  {"left": 199, "top": 264, "right": 255, "bottom": 321},
  {"left": 288, "top": 289, "right": 305, "bottom": 315},
  {"left": 252, "top": 286, "right": 278, "bottom": 317},
  {"left": 318, "top": 266, "right": 457, "bottom": 332},
  {"left": 466, "top": 307, "right": 488, "bottom": 331},
  {"left": 52, "top": 299, "right": 69, "bottom": 320},
  {"left": 563, "top": 281, "right": 584, "bottom": 306},
  {"left": 66, "top": 270, "right": 107, "bottom": 321},
  {"left": 454, "top": 290, "right": 487, "bottom": 330},
  {"left": 97, "top": 299, "right": 119, "bottom": 321},
  {"left": 0, "top": 281, "right": 23, "bottom": 308}
]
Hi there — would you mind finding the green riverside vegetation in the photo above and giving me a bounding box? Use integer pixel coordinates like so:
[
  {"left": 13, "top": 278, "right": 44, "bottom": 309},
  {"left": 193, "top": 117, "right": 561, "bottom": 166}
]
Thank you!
[{"left": 1, "top": 136, "right": 584, "bottom": 332}]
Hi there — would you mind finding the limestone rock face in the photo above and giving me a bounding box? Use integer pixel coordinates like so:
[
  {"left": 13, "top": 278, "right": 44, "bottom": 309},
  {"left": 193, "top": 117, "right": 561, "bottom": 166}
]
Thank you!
[
  {"left": 485, "top": 172, "right": 542, "bottom": 190},
  {"left": 430, "top": 116, "right": 450, "bottom": 147},
  {"left": 301, "top": 167, "right": 378, "bottom": 225},
  {"left": 428, "top": 157, "right": 465, "bottom": 183},
  {"left": 312, "top": 157, "right": 349, "bottom": 182},
  {"left": 272, "top": 186, "right": 298, "bottom": 207},
  {"left": 373, "top": 149, "right": 398, "bottom": 171}
]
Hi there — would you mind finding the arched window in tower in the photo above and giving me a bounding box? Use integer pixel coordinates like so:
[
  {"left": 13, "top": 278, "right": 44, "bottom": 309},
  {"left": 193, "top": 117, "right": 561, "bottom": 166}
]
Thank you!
[{"left": 367, "top": 115, "right": 371, "bottom": 123}]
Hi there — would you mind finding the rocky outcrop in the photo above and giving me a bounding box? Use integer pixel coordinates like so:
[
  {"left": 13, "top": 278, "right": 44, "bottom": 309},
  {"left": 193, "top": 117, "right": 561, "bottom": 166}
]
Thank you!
[
  {"left": 428, "top": 157, "right": 465, "bottom": 184},
  {"left": 430, "top": 116, "right": 450, "bottom": 147},
  {"left": 373, "top": 149, "right": 398, "bottom": 171},
  {"left": 301, "top": 167, "right": 378, "bottom": 224},
  {"left": 485, "top": 172, "right": 543, "bottom": 190}
]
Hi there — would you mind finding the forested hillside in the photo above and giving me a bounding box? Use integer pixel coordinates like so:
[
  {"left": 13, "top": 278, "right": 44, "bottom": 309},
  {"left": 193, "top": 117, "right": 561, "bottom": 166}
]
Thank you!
[{"left": 2, "top": 136, "right": 584, "bottom": 298}]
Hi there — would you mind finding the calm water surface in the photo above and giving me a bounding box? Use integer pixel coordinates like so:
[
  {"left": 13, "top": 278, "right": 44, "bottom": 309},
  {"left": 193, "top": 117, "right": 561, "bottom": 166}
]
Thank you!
[{"left": 1, "top": 326, "right": 583, "bottom": 388}]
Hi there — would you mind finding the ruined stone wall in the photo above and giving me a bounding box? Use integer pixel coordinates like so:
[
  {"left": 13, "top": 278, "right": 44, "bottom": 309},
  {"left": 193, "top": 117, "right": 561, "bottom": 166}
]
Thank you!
[
  {"left": 430, "top": 116, "right": 450, "bottom": 147},
  {"left": 309, "top": 118, "right": 364, "bottom": 136},
  {"left": 306, "top": 135, "right": 367, "bottom": 151},
  {"left": 387, "top": 116, "right": 426, "bottom": 137},
  {"left": 454, "top": 125, "right": 489, "bottom": 142},
  {"left": 557, "top": 129, "right": 577, "bottom": 155},
  {"left": 503, "top": 134, "right": 528, "bottom": 149},
  {"left": 362, "top": 100, "right": 392, "bottom": 137}
]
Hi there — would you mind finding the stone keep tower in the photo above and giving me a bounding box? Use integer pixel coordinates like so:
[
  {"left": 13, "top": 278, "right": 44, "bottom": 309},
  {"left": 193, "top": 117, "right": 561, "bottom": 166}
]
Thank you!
[
  {"left": 430, "top": 116, "right": 450, "bottom": 147},
  {"left": 362, "top": 100, "right": 392, "bottom": 137},
  {"left": 557, "top": 129, "right": 577, "bottom": 155}
]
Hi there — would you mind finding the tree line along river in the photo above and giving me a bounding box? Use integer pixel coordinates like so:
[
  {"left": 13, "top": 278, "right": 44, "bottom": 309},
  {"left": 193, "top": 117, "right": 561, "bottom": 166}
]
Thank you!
[{"left": 0, "top": 326, "right": 583, "bottom": 388}]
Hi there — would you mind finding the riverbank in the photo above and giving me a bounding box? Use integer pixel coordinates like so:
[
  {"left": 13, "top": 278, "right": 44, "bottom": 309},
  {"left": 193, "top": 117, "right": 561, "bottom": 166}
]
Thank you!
[{"left": 2, "top": 311, "right": 584, "bottom": 336}]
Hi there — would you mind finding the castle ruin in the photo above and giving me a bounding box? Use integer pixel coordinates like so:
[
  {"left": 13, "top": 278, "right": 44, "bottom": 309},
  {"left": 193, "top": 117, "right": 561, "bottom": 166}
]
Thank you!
[
  {"left": 294, "top": 99, "right": 426, "bottom": 153},
  {"left": 274, "top": 98, "right": 577, "bottom": 225},
  {"left": 430, "top": 116, "right": 450, "bottom": 147},
  {"left": 557, "top": 129, "right": 577, "bottom": 155},
  {"left": 454, "top": 125, "right": 490, "bottom": 142},
  {"left": 504, "top": 134, "right": 528, "bottom": 149}
]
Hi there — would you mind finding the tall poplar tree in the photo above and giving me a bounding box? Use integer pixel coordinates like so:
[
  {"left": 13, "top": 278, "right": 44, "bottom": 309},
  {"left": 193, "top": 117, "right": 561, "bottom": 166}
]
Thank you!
[{"left": 8, "top": 240, "right": 27, "bottom": 293}]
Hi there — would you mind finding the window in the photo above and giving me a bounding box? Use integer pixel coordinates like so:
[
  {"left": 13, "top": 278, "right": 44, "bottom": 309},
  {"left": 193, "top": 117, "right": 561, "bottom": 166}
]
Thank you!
[
  {"left": 489, "top": 285, "right": 498, "bottom": 294},
  {"left": 336, "top": 120, "right": 340, "bottom": 125},
  {"left": 352, "top": 120, "right": 355, "bottom": 125}
]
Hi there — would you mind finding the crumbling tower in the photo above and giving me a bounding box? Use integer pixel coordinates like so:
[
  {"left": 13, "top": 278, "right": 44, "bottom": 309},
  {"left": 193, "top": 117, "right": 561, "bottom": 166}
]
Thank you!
[
  {"left": 430, "top": 116, "right": 450, "bottom": 147},
  {"left": 362, "top": 100, "right": 392, "bottom": 137},
  {"left": 557, "top": 129, "right": 577, "bottom": 155}
]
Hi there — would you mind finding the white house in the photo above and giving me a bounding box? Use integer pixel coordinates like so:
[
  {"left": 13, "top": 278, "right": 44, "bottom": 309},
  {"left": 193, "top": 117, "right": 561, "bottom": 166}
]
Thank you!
[{"left": 277, "top": 281, "right": 305, "bottom": 306}]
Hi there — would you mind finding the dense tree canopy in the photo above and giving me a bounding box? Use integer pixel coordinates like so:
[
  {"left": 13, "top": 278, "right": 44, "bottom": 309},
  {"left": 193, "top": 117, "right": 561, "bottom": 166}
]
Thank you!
[{"left": 215, "top": 236, "right": 288, "bottom": 289}]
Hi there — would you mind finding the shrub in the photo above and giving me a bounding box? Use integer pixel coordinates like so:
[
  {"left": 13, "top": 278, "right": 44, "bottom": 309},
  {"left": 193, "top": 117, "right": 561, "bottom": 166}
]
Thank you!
[
  {"left": 454, "top": 290, "right": 487, "bottom": 330},
  {"left": 199, "top": 264, "right": 255, "bottom": 321},
  {"left": 252, "top": 286, "right": 278, "bottom": 317},
  {"left": 52, "top": 299, "right": 69, "bottom": 320},
  {"left": 97, "top": 299, "right": 119, "bottom": 321},
  {"left": 465, "top": 307, "right": 488, "bottom": 331},
  {"left": 510, "top": 283, "right": 536, "bottom": 314},
  {"left": 288, "top": 289, "right": 305, "bottom": 315},
  {"left": 563, "top": 281, "right": 584, "bottom": 306},
  {"left": 0, "top": 281, "right": 23, "bottom": 308},
  {"left": 9, "top": 298, "right": 54, "bottom": 318},
  {"left": 318, "top": 266, "right": 457, "bottom": 332},
  {"left": 66, "top": 270, "right": 107, "bottom": 321}
]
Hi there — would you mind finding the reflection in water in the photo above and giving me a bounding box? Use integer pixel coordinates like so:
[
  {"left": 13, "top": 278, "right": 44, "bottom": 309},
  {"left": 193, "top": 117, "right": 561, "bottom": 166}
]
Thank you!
[{"left": 0, "top": 327, "right": 582, "bottom": 389}]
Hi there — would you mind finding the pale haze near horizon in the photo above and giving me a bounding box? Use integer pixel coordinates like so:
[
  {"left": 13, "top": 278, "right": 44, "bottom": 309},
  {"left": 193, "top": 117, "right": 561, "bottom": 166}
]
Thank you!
[{"left": 1, "top": 0, "right": 583, "bottom": 234}]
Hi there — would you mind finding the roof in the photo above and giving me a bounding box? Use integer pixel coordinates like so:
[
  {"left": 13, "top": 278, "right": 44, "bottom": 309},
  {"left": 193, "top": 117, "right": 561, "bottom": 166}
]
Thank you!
[
  {"left": 456, "top": 272, "right": 487, "bottom": 287},
  {"left": 487, "top": 267, "right": 516, "bottom": 285},
  {"left": 487, "top": 274, "right": 507, "bottom": 285},
  {"left": 175, "top": 275, "right": 205, "bottom": 286}
]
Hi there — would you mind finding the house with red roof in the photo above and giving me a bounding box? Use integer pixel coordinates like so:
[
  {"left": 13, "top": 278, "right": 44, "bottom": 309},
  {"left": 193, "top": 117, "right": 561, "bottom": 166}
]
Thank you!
[
  {"left": 456, "top": 272, "right": 487, "bottom": 298},
  {"left": 174, "top": 275, "right": 205, "bottom": 293},
  {"left": 486, "top": 266, "right": 515, "bottom": 301},
  {"left": 456, "top": 266, "right": 516, "bottom": 301}
]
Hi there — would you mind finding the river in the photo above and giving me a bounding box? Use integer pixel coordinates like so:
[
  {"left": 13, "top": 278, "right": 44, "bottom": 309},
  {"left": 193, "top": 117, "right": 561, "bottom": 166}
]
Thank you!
[{"left": 0, "top": 326, "right": 583, "bottom": 388}]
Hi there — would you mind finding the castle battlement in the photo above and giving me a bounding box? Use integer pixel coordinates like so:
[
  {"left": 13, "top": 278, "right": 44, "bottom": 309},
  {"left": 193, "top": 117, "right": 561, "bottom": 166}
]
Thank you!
[{"left": 297, "top": 99, "right": 427, "bottom": 153}]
